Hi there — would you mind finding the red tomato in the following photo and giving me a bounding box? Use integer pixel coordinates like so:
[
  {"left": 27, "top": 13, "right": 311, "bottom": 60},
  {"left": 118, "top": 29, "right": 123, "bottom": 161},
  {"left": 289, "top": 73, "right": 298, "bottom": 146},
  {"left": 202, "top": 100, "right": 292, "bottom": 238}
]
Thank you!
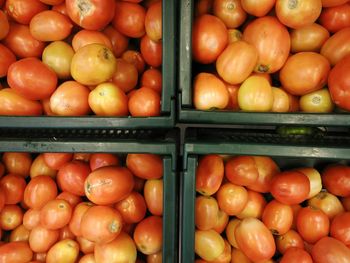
[
  {"left": 7, "top": 57, "right": 57, "bottom": 100},
  {"left": 51, "top": 2, "right": 68, "bottom": 15},
  {"left": 29, "top": 10, "right": 73, "bottom": 41},
  {"left": 56, "top": 192, "right": 82, "bottom": 208},
  {"left": 112, "top": 1, "right": 146, "bottom": 38},
  {"left": 195, "top": 0, "right": 214, "bottom": 16},
  {"left": 2, "top": 152, "right": 32, "bottom": 177},
  {"left": 23, "top": 209, "right": 41, "bottom": 230},
  {"left": 280, "top": 248, "right": 313, "bottom": 263},
  {"left": 216, "top": 41, "right": 258, "bottom": 85},
  {"left": 126, "top": 154, "right": 163, "bottom": 180},
  {"left": 66, "top": 0, "right": 115, "bottom": 30},
  {"left": 0, "top": 241, "right": 33, "bottom": 263},
  {"left": 73, "top": 153, "right": 91, "bottom": 162},
  {"left": 243, "top": 16, "right": 290, "bottom": 73},
  {"left": 236, "top": 189, "right": 266, "bottom": 219},
  {"left": 195, "top": 195, "right": 219, "bottom": 230},
  {"left": 29, "top": 226, "right": 59, "bottom": 253},
  {"left": 276, "top": 229, "right": 305, "bottom": 254},
  {"left": 270, "top": 170, "right": 310, "bottom": 205},
  {"left": 280, "top": 52, "right": 330, "bottom": 96},
  {"left": 0, "top": 174, "right": 26, "bottom": 204},
  {"left": 225, "top": 156, "right": 258, "bottom": 186},
  {"left": 193, "top": 73, "right": 229, "bottom": 110},
  {"left": 42, "top": 153, "right": 73, "bottom": 170},
  {"left": 308, "top": 191, "right": 344, "bottom": 220},
  {"left": 321, "top": 164, "right": 350, "bottom": 197},
  {"left": 111, "top": 58, "right": 138, "bottom": 93},
  {"left": 213, "top": 0, "right": 247, "bottom": 28},
  {"left": 81, "top": 205, "right": 122, "bottom": 244},
  {"left": 115, "top": 191, "right": 147, "bottom": 224},
  {"left": 216, "top": 182, "right": 248, "bottom": 216},
  {"left": 297, "top": 206, "right": 330, "bottom": 244},
  {"left": 0, "top": 10, "right": 9, "bottom": 40},
  {"left": 144, "top": 179, "right": 163, "bottom": 216},
  {"left": 122, "top": 50, "right": 146, "bottom": 74},
  {"left": 192, "top": 14, "right": 228, "bottom": 64},
  {"left": 3, "top": 22, "right": 46, "bottom": 58},
  {"left": 0, "top": 204, "right": 23, "bottom": 230},
  {"left": 49, "top": 81, "right": 91, "bottom": 116},
  {"left": 40, "top": 199, "right": 72, "bottom": 230},
  {"left": 321, "top": 27, "right": 350, "bottom": 66},
  {"left": 85, "top": 166, "right": 134, "bottom": 205},
  {"left": 89, "top": 153, "right": 120, "bottom": 171},
  {"left": 5, "top": 0, "right": 48, "bottom": 25},
  {"left": 330, "top": 212, "right": 350, "bottom": 246},
  {"left": 68, "top": 202, "right": 93, "bottom": 237},
  {"left": 140, "top": 34, "right": 162, "bottom": 67},
  {"left": 262, "top": 200, "right": 293, "bottom": 235},
  {"left": 0, "top": 189, "right": 5, "bottom": 212},
  {"left": 71, "top": 29, "right": 113, "bottom": 52},
  {"left": 319, "top": 3, "right": 350, "bottom": 33},
  {"left": 57, "top": 160, "right": 91, "bottom": 196},
  {"left": 322, "top": 0, "right": 350, "bottom": 7},
  {"left": 311, "top": 237, "right": 350, "bottom": 262},
  {"left": 141, "top": 68, "right": 162, "bottom": 94},
  {"left": 342, "top": 196, "right": 350, "bottom": 211},
  {"left": 145, "top": 0, "right": 162, "bottom": 42},
  {"left": 103, "top": 26, "right": 129, "bottom": 58},
  {"left": 133, "top": 215, "right": 163, "bottom": 255},
  {"left": 235, "top": 217, "right": 276, "bottom": 262},
  {"left": 241, "top": 0, "right": 276, "bottom": 17},
  {"left": 0, "top": 44, "right": 16, "bottom": 78},
  {"left": 40, "top": 0, "right": 64, "bottom": 4}
]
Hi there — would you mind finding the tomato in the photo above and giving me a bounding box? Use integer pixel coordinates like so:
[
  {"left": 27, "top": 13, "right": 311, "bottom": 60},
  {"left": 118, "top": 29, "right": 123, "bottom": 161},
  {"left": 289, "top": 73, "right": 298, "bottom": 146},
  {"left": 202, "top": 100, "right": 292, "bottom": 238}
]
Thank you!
[
  {"left": 5, "top": 0, "right": 48, "bottom": 25},
  {"left": 238, "top": 75, "right": 273, "bottom": 111},
  {"left": 32, "top": 252, "right": 47, "bottom": 262},
  {"left": 49, "top": 81, "right": 91, "bottom": 116},
  {"left": 271, "top": 170, "right": 310, "bottom": 205},
  {"left": 0, "top": 44, "right": 16, "bottom": 78},
  {"left": 217, "top": 182, "right": 248, "bottom": 216},
  {"left": 66, "top": 0, "right": 115, "bottom": 30},
  {"left": 0, "top": 189, "right": 5, "bottom": 212},
  {"left": 0, "top": 10, "right": 9, "bottom": 40},
  {"left": 225, "top": 84, "right": 240, "bottom": 110},
  {"left": 280, "top": 52, "right": 330, "bottom": 96},
  {"left": 3, "top": 22, "right": 46, "bottom": 58},
  {"left": 24, "top": 175, "right": 57, "bottom": 209},
  {"left": 276, "top": 229, "right": 305, "bottom": 254},
  {"left": 111, "top": 58, "right": 138, "bottom": 93},
  {"left": 145, "top": 0, "right": 162, "bottom": 42},
  {"left": 262, "top": 200, "right": 293, "bottom": 235},
  {"left": 122, "top": 50, "right": 146, "bottom": 74},
  {"left": 0, "top": 204, "right": 23, "bottom": 230},
  {"left": 76, "top": 236, "right": 95, "bottom": 254},
  {"left": 328, "top": 55, "right": 350, "bottom": 111},
  {"left": 195, "top": 195, "right": 219, "bottom": 230},
  {"left": 243, "top": 16, "right": 290, "bottom": 73},
  {"left": 2, "top": 152, "right": 32, "bottom": 177},
  {"left": 213, "top": 209, "right": 229, "bottom": 234},
  {"left": 29, "top": 10, "right": 73, "bottom": 41},
  {"left": 225, "top": 156, "right": 258, "bottom": 186},
  {"left": 322, "top": 0, "right": 350, "bottom": 7},
  {"left": 40, "top": 0, "right": 64, "bottom": 4},
  {"left": 195, "top": 0, "right": 214, "bottom": 16},
  {"left": 81, "top": 205, "right": 122, "bottom": 244},
  {"left": 290, "top": 23, "right": 330, "bottom": 53},
  {"left": 308, "top": 191, "right": 344, "bottom": 220},
  {"left": 85, "top": 166, "right": 134, "bottom": 205},
  {"left": 141, "top": 68, "right": 162, "bottom": 94},
  {"left": 192, "top": 14, "right": 228, "bottom": 64},
  {"left": 57, "top": 192, "right": 81, "bottom": 208},
  {"left": 275, "top": 0, "right": 322, "bottom": 29},
  {"left": 193, "top": 73, "right": 229, "bottom": 110},
  {"left": 321, "top": 27, "right": 350, "bottom": 66},
  {"left": 68, "top": 202, "right": 93, "bottom": 237},
  {"left": 115, "top": 191, "right": 147, "bottom": 224},
  {"left": 30, "top": 154, "right": 57, "bottom": 178},
  {"left": 9, "top": 224, "right": 30, "bottom": 242},
  {"left": 140, "top": 34, "right": 162, "bottom": 68},
  {"left": 103, "top": 26, "right": 129, "bottom": 58},
  {"left": 208, "top": 239, "right": 231, "bottom": 263},
  {"left": 319, "top": 4, "right": 350, "bottom": 33},
  {"left": 46, "top": 239, "right": 79, "bottom": 263},
  {"left": 227, "top": 28, "right": 242, "bottom": 43},
  {"left": 0, "top": 174, "right": 26, "bottom": 204},
  {"left": 73, "top": 153, "right": 91, "bottom": 162},
  {"left": 23, "top": 209, "right": 40, "bottom": 230},
  {"left": 236, "top": 189, "right": 266, "bottom": 219},
  {"left": 126, "top": 153, "right": 163, "bottom": 180},
  {"left": 70, "top": 43, "right": 117, "bottom": 86},
  {"left": 147, "top": 251, "right": 163, "bottom": 263},
  {"left": 195, "top": 229, "right": 225, "bottom": 261},
  {"left": 0, "top": 241, "right": 33, "bottom": 263},
  {"left": 225, "top": 218, "right": 241, "bottom": 249},
  {"left": 94, "top": 231, "right": 137, "bottom": 263},
  {"left": 40, "top": 199, "right": 72, "bottom": 230},
  {"left": 235, "top": 217, "right": 276, "bottom": 262},
  {"left": 216, "top": 41, "right": 258, "bottom": 85},
  {"left": 58, "top": 225, "right": 75, "bottom": 241},
  {"left": 342, "top": 196, "right": 350, "bottom": 211},
  {"left": 144, "top": 179, "right": 163, "bottom": 216},
  {"left": 213, "top": 0, "right": 247, "bottom": 28},
  {"left": 112, "top": 1, "right": 146, "bottom": 38},
  {"left": 297, "top": 206, "right": 330, "bottom": 244},
  {"left": 230, "top": 248, "right": 251, "bottom": 263},
  {"left": 330, "top": 212, "right": 350, "bottom": 246},
  {"left": 42, "top": 41, "right": 74, "bottom": 79},
  {"left": 241, "top": 0, "right": 276, "bottom": 17},
  {"left": 72, "top": 30, "right": 112, "bottom": 52},
  {"left": 89, "top": 153, "right": 120, "bottom": 171},
  {"left": 29, "top": 226, "right": 59, "bottom": 253},
  {"left": 311, "top": 236, "right": 350, "bottom": 263},
  {"left": 322, "top": 164, "right": 350, "bottom": 197},
  {"left": 295, "top": 167, "right": 322, "bottom": 199},
  {"left": 299, "top": 88, "right": 334, "bottom": 113},
  {"left": 280, "top": 248, "right": 313, "bottom": 263},
  {"left": 271, "top": 87, "right": 290, "bottom": 112},
  {"left": 42, "top": 153, "right": 73, "bottom": 170}
]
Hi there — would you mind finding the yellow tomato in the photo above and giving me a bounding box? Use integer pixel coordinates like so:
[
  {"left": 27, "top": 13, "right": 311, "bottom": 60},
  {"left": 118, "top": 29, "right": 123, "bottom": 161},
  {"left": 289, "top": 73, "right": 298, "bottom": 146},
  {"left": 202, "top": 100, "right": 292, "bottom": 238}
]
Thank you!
[
  {"left": 195, "top": 229, "right": 225, "bottom": 261},
  {"left": 299, "top": 88, "right": 334, "bottom": 113}
]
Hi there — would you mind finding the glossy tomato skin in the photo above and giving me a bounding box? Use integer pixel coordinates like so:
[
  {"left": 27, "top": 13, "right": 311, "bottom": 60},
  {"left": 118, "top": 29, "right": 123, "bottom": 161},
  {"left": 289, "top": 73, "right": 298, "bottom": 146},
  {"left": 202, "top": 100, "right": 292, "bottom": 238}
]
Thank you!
[
  {"left": 322, "top": 0, "right": 350, "bottom": 7},
  {"left": 319, "top": 3, "right": 350, "bottom": 33},
  {"left": 321, "top": 164, "right": 350, "bottom": 196},
  {"left": 213, "top": 0, "right": 247, "bottom": 29},
  {"left": 0, "top": 174, "right": 26, "bottom": 204},
  {"left": 276, "top": 229, "right": 305, "bottom": 254},
  {"left": 144, "top": 179, "right": 163, "bottom": 216},
  {"left": 140, "top": 34, "right": 162, "bottom": 67},
  {"left": 0, "top": 10, "right": 9, "bottom": 40},
  {"left": 0, "top": 44, "right": 16, "bottom": 78},
  {"left": 126, "top": 153, "right": 163, "bottom": 180},
  {"left": 0, "top": 241, "right": 33, "bottom": 263},
  {"left": 66, "top": 0, "right": 115, "bottom": 30},
  {"left": 103, "top": 25, "right": 130, "bottom": 58},
  {"left": 72, "top": 29, "right": 113, "bottom": 52},
  {"left": 5, "top": 0, "right": 48, "bottom": 25},
  {"left": 236, "top": 189, "right": 267, "bottom": 219},
  {"left": 46, "top": 239, "right": 79, "bottom": 263},
  {"left": 2, "top": 152, "right": 32, "bottom": 177},
  {"left": 40, "top": 199, "right": 72, "bottom": 230},
  {"left": 330, "top": 212, "right": 350, "bottom": 246},
  {"left": 192, "top": 14, "right": 228, "bottom": 64},
  {"left": 241, "top": 0, "right": 276, "bottom": 17},
  {"left": 115, "top": 191, "right": 147, "bottom": 224},
  {"left": 7, "top": 57, "right": 57, "bottom": 101},
  {"left": 308, "top": 191, "right": 344, "bottom": 220},
  {"left": 43, "top": 153, "right": 73, "bottom": 170},
  {"left": 145, "top": 0, "right": 162, "bottom": 42},
  {"left": 111, "top": 58, "right": 138, "bottom": 93},
  {"left": 328, "top": 55, "right": 350, "bottom": 111},
  {"left": 140, "top": 68, "right": 162, "bottom": 94},
  {"left": 262, "top": 200, "right": 293, "bottom": 235},
  {"left": 195, "top": 195, "right": 219, "bottom": 230},
  {"left": 29, "top": 226, "right": 59, "bottom": 253},
  {"left": 216, "top": 182, "right": 248, "bottom": 216},
  {"left": 311, "top": 236, "right": 350, "bottom": 263},
  {"left": 225, "top": 155, "right": 258, "bottom": 186},
  {"left": 280, "top": 247, "right": 313, "bottom": 263},
  {"left": 89, "top": 153, "right": 120, "bottom": 171},
  {"left": 68, "top": 201, "right": 93, "bottom": 237},
  {"left": 0, "top": 204, "right": 23, "bottom": 230}
]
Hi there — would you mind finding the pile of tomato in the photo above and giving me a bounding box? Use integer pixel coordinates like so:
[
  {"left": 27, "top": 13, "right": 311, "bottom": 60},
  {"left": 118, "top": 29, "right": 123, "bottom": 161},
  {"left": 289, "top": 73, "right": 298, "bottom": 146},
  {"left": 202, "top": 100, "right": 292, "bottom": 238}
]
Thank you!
[
  {"left": 192, "top": 0, "right": 350, "bottom": 113},
  {"left": 0, "top": 0, "right": 163, "bottom": 117},
  {"left": 193, "top": 154, "right": 350, "bottom": 262},
  {"left": 0, "top": 152, "right": 164, "bottom": 263}
]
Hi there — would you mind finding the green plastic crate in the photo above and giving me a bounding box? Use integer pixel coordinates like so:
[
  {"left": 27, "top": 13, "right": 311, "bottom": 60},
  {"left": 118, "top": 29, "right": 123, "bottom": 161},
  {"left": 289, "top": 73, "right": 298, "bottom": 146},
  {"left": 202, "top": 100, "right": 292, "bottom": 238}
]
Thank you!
[
  {"left": 178, "top": 0, "right": 350, "bottom": 126},
  {"left": 0, "top": 129, "right": 178, "bottom": 263},
  {"left": 181, "top": 128, "right": 350, "bottom": 262},
  {"left": 0, "top": 1, "right": 176, "bottom": 129}
]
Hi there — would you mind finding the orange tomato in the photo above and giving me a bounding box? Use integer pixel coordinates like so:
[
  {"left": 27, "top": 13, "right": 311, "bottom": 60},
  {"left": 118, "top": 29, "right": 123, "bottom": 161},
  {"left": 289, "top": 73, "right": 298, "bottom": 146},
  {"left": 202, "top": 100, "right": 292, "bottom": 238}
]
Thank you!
[
  {"left": 216, "top": 182, "right": 248, "bottom": 216},
  {"left": 145, "top": 0, "right": 162, "bottom": 42},
  {"left": 262, "top": 200, "right": 293, "bottom": 235},
  {"left": 103, "top": 26, "right": 129, "bottom": 58},
  {"left": 0, "top": 241, "right": 33, "bottom": 263},
  {"left": 140, "top": 68, "right": 162, "bottom": 94},
  {"left": 225, "top": 156, "right": 258, "bottom": 186},
  {"left": 0, "top": 204, "right": 23, "bottom": 230},
  {"left": 9, "top": 224, "right": 30, "bottom": 242},
  {"left": 213, "top": 0, "right": 247, "bottom": 28},
  {"left": 0, "top": 44, "right": 16, "bottom": 78},
  {"left": 319, "top": 3, "right": 350, "bottom": 33},
  {"left": 236, "top": 189, "right": 267, "bottom": 219},
  {"left": 144, "top": 179, "right": 163, "bottom": 216},
  {"left": 271, "top": 87, "right": 290, "bottom": 113},
  {"left": 40, "top": 199, "right": 72, "bottom": 230},
  {"left": 72, "top": 29, "right": 113, "bottom": 52},
  {"left": 23, "top": 209, "right": 41, "bottom": 230},
  {"left": 213, "top": 209, "right": 229, "bottom": 234},
  {"left": 29, "top": 154, "right": 57, "bottom": 178},
  {"left": 276, "top": 229, "right": 305, "bottom": 254},
  {"left": 43, "top": 153, "right": 73, "bottom": 170},
  {"left": 29, "top": 226, "right": 59, "bottom": 253},
  {"left": 280, "top": 248, "right": 313, "bottom": 263},
  {"left": 0, "top": 174, "right": 26, "bottom": 204},
  {"left": 195, "top": 229, "right": 225, "bottom": 261},
  {"left": 241, "top": 0, "right": 276, "bottom": 17},
  {"left": 308, "top": 191, "right": 345, "bottom": 220},
  {"left": 56, "top": 192, "right": 82, "bottom": 208},
  {"left": 122, "top": 50, "right": 145, "bottom": 74},
  {"left": 5, "top": 0, "right": 48, "bottom": 25},
  {"left": 24, "top": 175, "right": 57, "bottom": 209},
  {"left": 0, "top": 10, "right": 9, "bottom": 40},
  {"left": 140, "top": 34, "right": 162, "bottom": 68},
  {"left": 76, "top": 236, "right": 95, "bottom": 254},
  {"left": 126, "top": 154, "right": 163, "bottom": 180},
  {"left": 128, "top": 87, "right": 161, "bottom": 117},
  {"left": 68, "top": 202, "right": 94, "bottom": 237},
  {"left": 115, "top": 191, "right": 147, "bottom": 224},
  {"left": 111, "top": 58, "right": 138, "bottom": 93},
  {"left": 89, "top": 153, "right": 120, "bottom": 171},
  {"left": 46, "top": 239, "right": 79, "bottom": 263},
  {"left": 195, "top": 195, "right": 219, "bottom": 230}
]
